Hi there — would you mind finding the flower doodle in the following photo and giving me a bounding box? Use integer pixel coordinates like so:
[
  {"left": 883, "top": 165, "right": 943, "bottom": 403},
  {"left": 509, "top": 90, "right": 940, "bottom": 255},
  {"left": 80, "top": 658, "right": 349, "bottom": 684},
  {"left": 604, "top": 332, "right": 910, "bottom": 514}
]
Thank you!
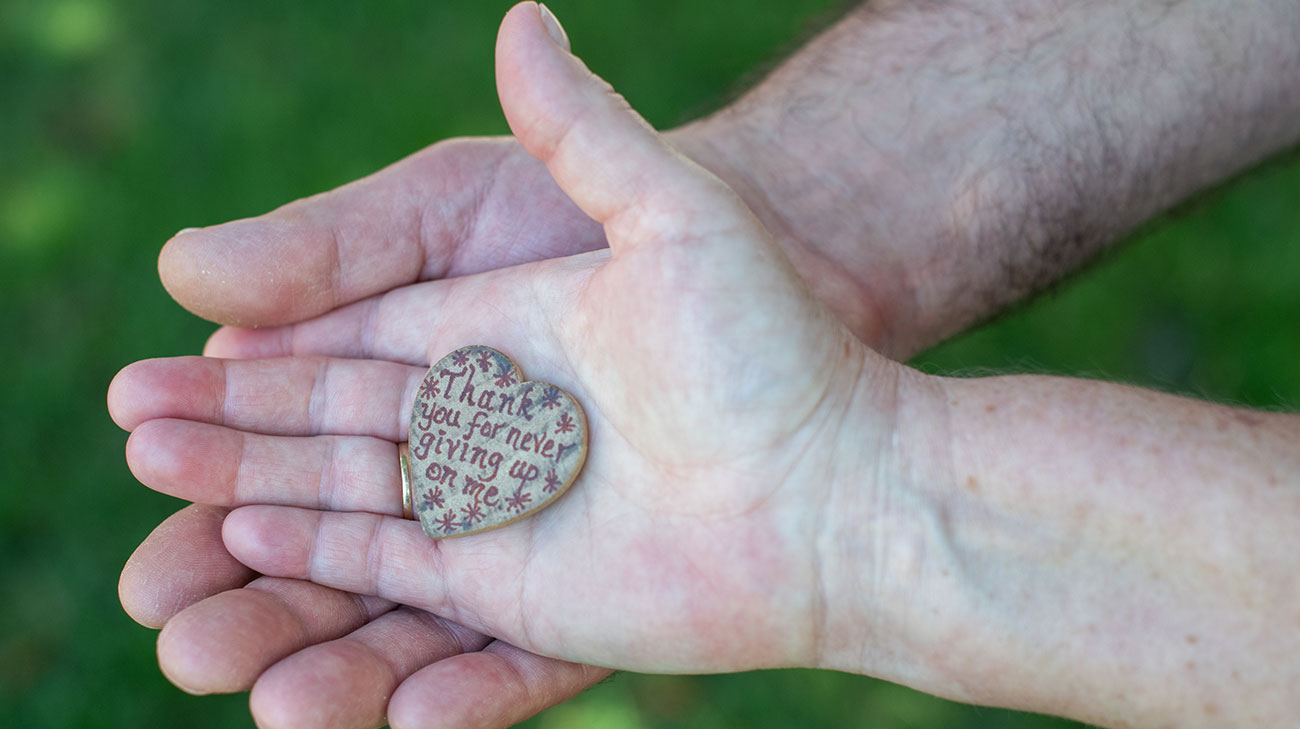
[
  {"left": 539, "top": 386, "right": 562, "bottom": 410},
  {"left": 505, "top": 487, "right": 533, "bottom": 513},
  {"left": 460, "top": 501, "right": 485, "bottom": 528},
  {"left": 418, "top": 378, "right": 439, "bottom": 400},
  {"left": 420, "top": 486, "right": 445, "bottom": 511},
  {"left": 493, "top": 364, "right": 517, "bottom": 388},
  {"left": 542, "top": 469, "right": 561, "bottom": 494},
  {"left": 434, "top": 509, "right": 459, "bottom": 534}
]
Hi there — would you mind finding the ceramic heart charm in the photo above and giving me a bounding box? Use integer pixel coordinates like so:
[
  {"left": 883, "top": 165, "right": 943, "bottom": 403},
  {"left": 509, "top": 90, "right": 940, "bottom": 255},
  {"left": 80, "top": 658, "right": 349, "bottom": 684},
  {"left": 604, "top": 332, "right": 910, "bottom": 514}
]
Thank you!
[{"left": 407, "top": 345, "right": 588, "bottom": 538}]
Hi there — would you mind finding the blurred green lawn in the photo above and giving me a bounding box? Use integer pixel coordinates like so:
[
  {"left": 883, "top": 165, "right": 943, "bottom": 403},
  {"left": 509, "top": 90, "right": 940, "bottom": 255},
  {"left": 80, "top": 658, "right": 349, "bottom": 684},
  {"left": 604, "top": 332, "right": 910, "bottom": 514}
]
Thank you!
[{"left": 1, "top": 0, "right": 1296, "bottom": 726}]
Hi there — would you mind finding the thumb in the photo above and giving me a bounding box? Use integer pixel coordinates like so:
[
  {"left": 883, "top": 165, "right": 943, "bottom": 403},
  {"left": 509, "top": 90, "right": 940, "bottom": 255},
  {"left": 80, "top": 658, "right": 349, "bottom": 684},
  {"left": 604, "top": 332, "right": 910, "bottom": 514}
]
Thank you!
[{"left": 494, "top": 2, "right": 745, "bottom": 252}]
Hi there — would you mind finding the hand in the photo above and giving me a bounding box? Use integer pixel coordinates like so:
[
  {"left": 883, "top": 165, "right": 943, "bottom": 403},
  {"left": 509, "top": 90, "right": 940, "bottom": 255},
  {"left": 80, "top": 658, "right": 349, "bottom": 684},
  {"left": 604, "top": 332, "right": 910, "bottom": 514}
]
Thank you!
[
  {"left": 116, "top": 4, "right": 912, "bottom": 723},
  {"left": 116, "top": 85, "right": 622, "bottom": 729},
  {"left": 115, "top": 0, "right": 915, "bottom": 708},
  {"left": 114, "top": 28, "right": 624, "bottom": 729},
  {"left": 113, "top": 1, "right": 1300, "bottom": 725}
]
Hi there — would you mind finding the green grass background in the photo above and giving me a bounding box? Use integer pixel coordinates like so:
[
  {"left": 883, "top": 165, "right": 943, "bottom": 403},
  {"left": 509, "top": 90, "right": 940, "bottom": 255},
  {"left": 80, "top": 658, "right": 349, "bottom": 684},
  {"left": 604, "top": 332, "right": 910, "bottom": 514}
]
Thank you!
[{"left": 1, "top": 0, "right": 1296, "bottom": 726}]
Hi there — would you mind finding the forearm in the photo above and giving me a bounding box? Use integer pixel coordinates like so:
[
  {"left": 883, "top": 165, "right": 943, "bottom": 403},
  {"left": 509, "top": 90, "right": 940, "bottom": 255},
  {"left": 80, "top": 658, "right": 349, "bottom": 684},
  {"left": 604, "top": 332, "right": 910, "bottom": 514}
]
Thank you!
[
  {"left": 674, "top": 0, "right": 1300, "bottom": 357},
  {"left": 829, "top": 369, "right": 1300, "bottom": 727}
]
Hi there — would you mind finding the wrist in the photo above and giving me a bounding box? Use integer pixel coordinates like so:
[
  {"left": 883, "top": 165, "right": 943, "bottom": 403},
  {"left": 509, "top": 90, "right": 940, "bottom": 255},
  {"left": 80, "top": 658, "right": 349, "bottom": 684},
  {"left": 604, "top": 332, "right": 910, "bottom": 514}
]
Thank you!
[
  {"left": 865, "top": 373, "right": 1300, "bottom": 726},
  {"left": 810, "top": 354, "right": 974, "bottom": 692}
]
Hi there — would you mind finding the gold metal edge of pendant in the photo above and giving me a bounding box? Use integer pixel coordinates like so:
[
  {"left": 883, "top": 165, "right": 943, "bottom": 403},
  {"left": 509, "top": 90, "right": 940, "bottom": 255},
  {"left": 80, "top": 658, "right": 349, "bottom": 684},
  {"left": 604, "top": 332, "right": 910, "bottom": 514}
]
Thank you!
[{"left": 398, "top": 442, "right": 414, "bottom": 520}]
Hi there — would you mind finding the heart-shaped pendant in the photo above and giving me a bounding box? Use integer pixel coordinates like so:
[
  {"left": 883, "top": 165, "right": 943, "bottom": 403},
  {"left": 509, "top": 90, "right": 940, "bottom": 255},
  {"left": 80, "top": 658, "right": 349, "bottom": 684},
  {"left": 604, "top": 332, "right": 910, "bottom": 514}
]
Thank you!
[{"left": 407, "top": 345, "right": 588, "bottom": 539}]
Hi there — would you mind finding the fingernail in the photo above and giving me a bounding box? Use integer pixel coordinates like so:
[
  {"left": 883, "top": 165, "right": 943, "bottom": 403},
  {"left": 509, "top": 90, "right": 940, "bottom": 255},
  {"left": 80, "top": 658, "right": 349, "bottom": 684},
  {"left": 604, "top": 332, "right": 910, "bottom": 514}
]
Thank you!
[
  {"left": 538, "top": 3, "right": 570, "bottom": 52},
  {"left": 173, "top": 227, "right": 201, "bottom": 237}
]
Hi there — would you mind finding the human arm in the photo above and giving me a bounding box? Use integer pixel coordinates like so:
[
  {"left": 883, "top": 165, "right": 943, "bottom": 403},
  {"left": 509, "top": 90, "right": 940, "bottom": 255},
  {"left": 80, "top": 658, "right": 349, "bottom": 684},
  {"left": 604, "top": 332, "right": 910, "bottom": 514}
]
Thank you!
[
  {"left": 826, "top": 374, "right": 1300, "bottom": 727},
  {"left": 119, "top": 0, "right": 1300, "bottom": 725},
  {"left": 158, "top": 0, "right": 1300, "bottom": 357},
  {"left": 677, "top": 0, "right": 1300, "bottom": 355},
  {"left": 115, "top": 5, "right": 1300, "bottom": 727},
  {"left": 192, "top": 349, "right": 1300, "bottom": 729}
]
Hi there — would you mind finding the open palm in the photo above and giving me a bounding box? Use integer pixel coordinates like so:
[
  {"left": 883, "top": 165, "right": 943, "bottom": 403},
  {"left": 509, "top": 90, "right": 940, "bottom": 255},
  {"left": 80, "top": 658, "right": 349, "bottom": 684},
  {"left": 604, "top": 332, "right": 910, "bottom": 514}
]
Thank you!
[
  {"left": 112, "top": 3, "right": 901, "bottom": 725},
  {"left": 200, "top": 215, "right": 884, "bottom": 672}
]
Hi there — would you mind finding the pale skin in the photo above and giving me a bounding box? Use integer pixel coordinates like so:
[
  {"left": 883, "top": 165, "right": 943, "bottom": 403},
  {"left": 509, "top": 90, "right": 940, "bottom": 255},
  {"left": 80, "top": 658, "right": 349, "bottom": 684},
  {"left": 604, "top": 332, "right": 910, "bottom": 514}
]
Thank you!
[{"left": 108, "top": 1, "right": 1300, "bottom": 728}]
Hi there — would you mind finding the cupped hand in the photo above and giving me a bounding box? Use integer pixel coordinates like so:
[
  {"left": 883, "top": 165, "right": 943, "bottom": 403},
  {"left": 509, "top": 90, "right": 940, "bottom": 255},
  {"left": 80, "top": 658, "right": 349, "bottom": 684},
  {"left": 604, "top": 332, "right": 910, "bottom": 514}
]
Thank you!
[
  {"left": 125, "top": 6, "right": 899, "bottom": 719},
  {"left": 116, "top": 63, "right": 618, "bottom": 729},
  {"left": 115, "top": 0, "right": 905, "bottom": 693},
  {"left": 116, "top": 503, "right": 607, "bottom": 729},
  {"left": 112, "top": 3, "right": 912, "bottom": 726}
]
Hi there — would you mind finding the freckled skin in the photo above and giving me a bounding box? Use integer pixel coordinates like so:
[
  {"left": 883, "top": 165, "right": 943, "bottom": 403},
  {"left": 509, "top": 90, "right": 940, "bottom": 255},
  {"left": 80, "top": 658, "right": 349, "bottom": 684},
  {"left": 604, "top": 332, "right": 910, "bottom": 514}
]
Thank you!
[{"left": 894, "top": 376, "right": 1300, "bottom": 726}]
